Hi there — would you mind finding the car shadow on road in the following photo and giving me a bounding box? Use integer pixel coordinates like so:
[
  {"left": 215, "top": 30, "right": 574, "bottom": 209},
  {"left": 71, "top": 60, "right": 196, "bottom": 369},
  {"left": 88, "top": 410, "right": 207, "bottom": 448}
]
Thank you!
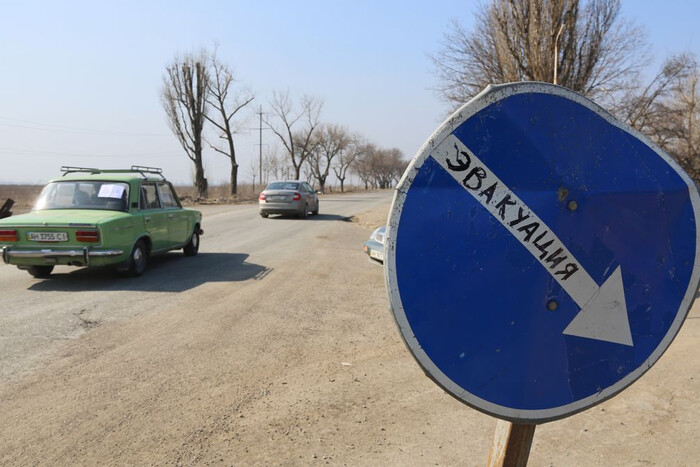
[
  {"left": 266, "top": 214, "right": 353, "bottom": 222},
  {"left": 27, "top": 253, "right": 270, "bottom": 293},
  {"left": 308, "top": 214, "right": 354, "bottom": 221}
]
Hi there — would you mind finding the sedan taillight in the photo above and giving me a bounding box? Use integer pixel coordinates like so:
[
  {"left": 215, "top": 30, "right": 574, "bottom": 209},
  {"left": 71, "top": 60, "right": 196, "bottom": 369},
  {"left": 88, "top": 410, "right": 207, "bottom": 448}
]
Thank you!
[
  {"left": 0, "top": 229, "right": 18, "bottom": 242},
  {"left": 292, "top": 192, "right": 301, "bottom": 201},
  {"left": 259, "top": 193, "right": 266, "bottom": 201},
  {"left": 76, "top": 230, "right": 100, "bottom": 242}
]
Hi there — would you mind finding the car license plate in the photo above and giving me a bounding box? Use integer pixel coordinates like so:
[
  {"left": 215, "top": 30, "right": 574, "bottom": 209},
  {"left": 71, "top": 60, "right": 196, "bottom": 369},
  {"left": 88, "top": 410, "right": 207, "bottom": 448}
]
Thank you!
[
  {"left": 269, "top": 195, "right": 286, "bottom": 201},
  {"left": 27, "top": 232, "right": 69, "bottom": 242},
  {"left": 370, "top": 249, "right": 384, "bottom": 261}
]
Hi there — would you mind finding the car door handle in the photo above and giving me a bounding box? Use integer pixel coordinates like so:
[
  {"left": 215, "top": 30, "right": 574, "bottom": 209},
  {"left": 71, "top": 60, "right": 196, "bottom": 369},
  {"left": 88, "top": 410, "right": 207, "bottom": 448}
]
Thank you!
[
  {"left": 168, "top": 214, "right": 174, "bottom": 220},
  {"left": 145, "top": 216, "right": 151, "bottom": 223}
]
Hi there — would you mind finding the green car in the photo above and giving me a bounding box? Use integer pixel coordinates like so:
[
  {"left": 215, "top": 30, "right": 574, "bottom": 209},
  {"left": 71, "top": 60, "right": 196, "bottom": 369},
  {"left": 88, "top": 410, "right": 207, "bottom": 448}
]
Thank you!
[{"left": 0, "top": 166, "right": 203, "bottom": 278}]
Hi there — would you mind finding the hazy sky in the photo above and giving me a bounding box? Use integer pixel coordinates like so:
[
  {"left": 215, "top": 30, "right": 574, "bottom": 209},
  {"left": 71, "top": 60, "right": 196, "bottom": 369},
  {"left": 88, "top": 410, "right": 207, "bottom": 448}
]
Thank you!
[{"left": 1, "top": 1, "right": 698, "bottom": 185}]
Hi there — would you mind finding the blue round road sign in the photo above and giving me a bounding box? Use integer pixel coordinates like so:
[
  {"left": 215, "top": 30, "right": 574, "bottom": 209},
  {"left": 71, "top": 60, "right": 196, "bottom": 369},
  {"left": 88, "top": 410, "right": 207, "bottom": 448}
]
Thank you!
[{"left": 385, "top": 82, "right": 700, "bottom": 423}]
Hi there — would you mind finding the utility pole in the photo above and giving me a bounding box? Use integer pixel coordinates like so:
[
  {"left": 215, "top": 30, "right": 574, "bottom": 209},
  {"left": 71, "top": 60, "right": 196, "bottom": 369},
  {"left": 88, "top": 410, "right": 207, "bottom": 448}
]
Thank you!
[
  {"left": 251, "top": 106, "right": 270, "bottom": 186},
  {"left": 258, "top": 105, "right": 263, "bottom": 185},
  {"left": 554, "top": 21, "right": 564, "bottom": 85},
  {"left": 554, "top": 9, "right": 571, "bottom": 86}
]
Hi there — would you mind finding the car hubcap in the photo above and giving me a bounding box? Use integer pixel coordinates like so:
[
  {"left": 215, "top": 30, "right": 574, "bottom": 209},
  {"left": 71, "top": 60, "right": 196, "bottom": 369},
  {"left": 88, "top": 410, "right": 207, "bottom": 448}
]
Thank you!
[{"left": 134, "top": 247, "right": 143, "bottom": 265}]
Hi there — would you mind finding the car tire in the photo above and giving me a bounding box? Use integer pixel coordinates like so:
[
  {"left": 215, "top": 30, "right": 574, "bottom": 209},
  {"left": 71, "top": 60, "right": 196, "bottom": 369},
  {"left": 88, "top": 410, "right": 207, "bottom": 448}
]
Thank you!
[
  {"left": 260, "top": 212, "right": 269, "bottom": 218},
  {"left": 299, "top": 204, "right": 308, "bottom": 219},
  {"left": 183, "top": 227, "right": 200, "bottom": 256},
  {"left": 124, "top": 239, "right": 148, "bottom": 277},
  {"left": 27, "top": 265, "right": 54, "bottom": 278},
  {"left": 312, "top": 202, "right": 319, "bottom": 216}
]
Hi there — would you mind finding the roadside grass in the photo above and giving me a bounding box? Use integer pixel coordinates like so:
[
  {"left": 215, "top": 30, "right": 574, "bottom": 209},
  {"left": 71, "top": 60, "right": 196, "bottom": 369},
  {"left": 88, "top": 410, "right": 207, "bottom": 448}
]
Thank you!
[{"left": 176, "top": 182, "right": 367, "bottom": 203}]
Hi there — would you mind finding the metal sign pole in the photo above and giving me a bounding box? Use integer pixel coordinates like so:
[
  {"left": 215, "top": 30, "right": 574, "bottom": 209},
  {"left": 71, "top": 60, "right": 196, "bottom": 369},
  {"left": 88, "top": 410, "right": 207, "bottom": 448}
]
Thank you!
[{"left": 487, "top": 420, "right": 536, "bottom": 467}]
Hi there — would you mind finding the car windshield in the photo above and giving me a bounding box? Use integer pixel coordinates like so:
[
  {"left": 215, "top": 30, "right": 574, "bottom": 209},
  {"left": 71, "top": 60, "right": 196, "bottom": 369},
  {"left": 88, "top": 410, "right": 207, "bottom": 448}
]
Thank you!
[
  {"left": 266, "top": 182, "right": 299, "bottom": 191},
  {"left": 34, "top": 181, "right": 130, "bottom": 212}
]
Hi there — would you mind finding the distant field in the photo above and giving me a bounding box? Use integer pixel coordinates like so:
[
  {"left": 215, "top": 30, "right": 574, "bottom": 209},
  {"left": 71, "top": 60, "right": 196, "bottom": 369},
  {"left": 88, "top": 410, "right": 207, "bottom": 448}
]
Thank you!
[
  {"left": 0, "top": 183, "right": 363, "bottom": 215},
  {"left": 0, "top": 184, "right": 256, "bottom": 215},
  {"left": 0, "top": 185, "right": 41, "bottom": 214}
]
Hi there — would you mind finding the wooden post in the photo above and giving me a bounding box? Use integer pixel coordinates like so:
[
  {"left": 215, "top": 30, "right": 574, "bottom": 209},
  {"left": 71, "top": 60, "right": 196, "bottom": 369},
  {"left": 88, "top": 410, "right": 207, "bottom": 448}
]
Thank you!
[{"left": 487, "top": 419, "right": 536, "bottom": 467}]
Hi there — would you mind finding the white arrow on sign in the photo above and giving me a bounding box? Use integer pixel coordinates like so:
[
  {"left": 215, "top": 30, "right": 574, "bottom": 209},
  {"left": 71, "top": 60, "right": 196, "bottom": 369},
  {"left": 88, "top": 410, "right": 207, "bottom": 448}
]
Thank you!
[{"left": 431, "top": 135, "right": 633, "bottom": 346}]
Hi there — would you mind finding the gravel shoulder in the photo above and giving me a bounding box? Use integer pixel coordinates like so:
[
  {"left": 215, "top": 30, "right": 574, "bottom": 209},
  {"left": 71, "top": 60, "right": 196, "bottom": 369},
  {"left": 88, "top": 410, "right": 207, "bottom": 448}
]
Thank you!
[{"left": 1, "top": 196, "right": 699, "bottom": 465}]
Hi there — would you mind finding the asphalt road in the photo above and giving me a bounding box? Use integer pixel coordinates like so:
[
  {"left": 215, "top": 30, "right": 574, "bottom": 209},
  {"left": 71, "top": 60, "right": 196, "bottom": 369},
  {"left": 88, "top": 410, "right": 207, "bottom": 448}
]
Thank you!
[
  {"left": 3, "top": 188, "right": 700, "bottom": 465},
  {"left": 0, "top": 190, "right": 393, "bottom": 389}
]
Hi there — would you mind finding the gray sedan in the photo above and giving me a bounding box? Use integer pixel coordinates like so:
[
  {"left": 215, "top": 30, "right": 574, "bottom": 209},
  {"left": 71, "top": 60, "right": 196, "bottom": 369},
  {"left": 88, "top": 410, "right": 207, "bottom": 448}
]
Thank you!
[{"left": 259, "top": 181, "right": 319, "bottom": 218}]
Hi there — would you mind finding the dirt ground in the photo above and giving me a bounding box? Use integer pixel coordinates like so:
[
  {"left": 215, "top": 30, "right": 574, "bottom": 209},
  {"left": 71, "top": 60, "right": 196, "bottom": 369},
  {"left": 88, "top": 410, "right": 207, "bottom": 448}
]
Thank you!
[{"left": 1, "top": 197, "right": 700, "bottom": 466}]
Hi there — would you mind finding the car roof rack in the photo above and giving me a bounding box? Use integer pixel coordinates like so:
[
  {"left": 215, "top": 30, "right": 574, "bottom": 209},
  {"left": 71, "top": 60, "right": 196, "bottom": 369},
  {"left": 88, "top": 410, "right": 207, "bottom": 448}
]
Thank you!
[
  {"left": 60, "top": 166, "right": 101, "bottom": 175},
  {"left": 130, "top": 165, "right": 165, "bottom": 179},
  {"left": 60, "top": 165, "right": 166, "bottom": 179}
]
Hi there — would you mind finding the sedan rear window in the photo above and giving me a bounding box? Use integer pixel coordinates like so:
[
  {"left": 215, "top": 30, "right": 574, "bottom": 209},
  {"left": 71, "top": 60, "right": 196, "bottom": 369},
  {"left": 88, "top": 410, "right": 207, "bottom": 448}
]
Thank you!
[
  {"left": 266, "top": 182, "right": 299, "bottom": 191},
  {"left": 34, "top": 181, "right": 129, "bottom": 211}
]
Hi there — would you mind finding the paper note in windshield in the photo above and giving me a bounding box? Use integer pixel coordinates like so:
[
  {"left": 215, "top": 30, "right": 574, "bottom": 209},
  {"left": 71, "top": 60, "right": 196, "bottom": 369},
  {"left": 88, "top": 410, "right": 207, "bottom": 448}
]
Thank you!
[{"left": 98, "top": 184, "right": 125, "bottom": 199}]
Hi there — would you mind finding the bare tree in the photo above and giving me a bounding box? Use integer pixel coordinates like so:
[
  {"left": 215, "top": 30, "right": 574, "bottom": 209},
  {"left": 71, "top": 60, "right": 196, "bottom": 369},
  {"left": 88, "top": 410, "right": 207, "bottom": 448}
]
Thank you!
[
  {"left": 248, "top": 157, "right": 259, "bottom": 193},
  {"left": 308, "top": 124, "right": 351, "bottom": 193},
  {"left": 301, "top": 163, "right": 314, "bottom": 186},
  {"left": 205, "top": 50, "right": 254, "bottom": 196},
  {"left": 618, "top": 54, "right": 700, "bottom": 183},
  {"left": 352, "top": 144, "right": 407, "bottom": 190},
  {"left": 353, "top": 143, "right": 377, "bottom": 190},
  {"left": 671, "top": 59, "right": 700, "bottom": 181},
  {"left": 373, "top": 148, "right": 406, "bottom": 189},
  {"left": 162, "top": 51, "right": 210, "bottom": 197},
  {"left": 431, "top": 0, "right": 648, "bottom": 109},
  {"left": 264, "top": 90, "right": 323, "bottom": 179},
  {"left": 262, "top": 146, "right": 281, "bottom": 185},
  {"left": 617, "top": 55, "right": 695, "bottom": 145},
  {"left": 333, "top": 135, "right": 365, "bottom": 192}
]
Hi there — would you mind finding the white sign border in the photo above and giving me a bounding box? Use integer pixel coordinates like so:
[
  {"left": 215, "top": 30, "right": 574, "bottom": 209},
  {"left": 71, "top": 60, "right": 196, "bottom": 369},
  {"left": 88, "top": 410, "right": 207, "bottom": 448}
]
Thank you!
[{"left": 384, "top": 81, "right": 700, "bottom": 424}]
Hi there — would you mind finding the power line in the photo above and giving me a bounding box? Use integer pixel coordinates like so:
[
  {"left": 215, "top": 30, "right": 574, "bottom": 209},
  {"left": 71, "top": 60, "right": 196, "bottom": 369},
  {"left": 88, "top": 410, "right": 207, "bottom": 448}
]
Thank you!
[
  {"left": 0, "top": 146, "right": 180, "bottom": 158},
  {"left": 0, "top": 117, "right": 171, "bottom": 137}
]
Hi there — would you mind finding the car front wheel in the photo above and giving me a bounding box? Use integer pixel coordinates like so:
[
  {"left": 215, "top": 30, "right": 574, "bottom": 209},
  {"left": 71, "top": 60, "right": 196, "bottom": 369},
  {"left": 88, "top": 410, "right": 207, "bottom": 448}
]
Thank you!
[
  {"left": 27, "top": 265, "right": 54, "bottom": 278},
  {"left": 183, "top": 228, "right": 200, "bottom": 256}
]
